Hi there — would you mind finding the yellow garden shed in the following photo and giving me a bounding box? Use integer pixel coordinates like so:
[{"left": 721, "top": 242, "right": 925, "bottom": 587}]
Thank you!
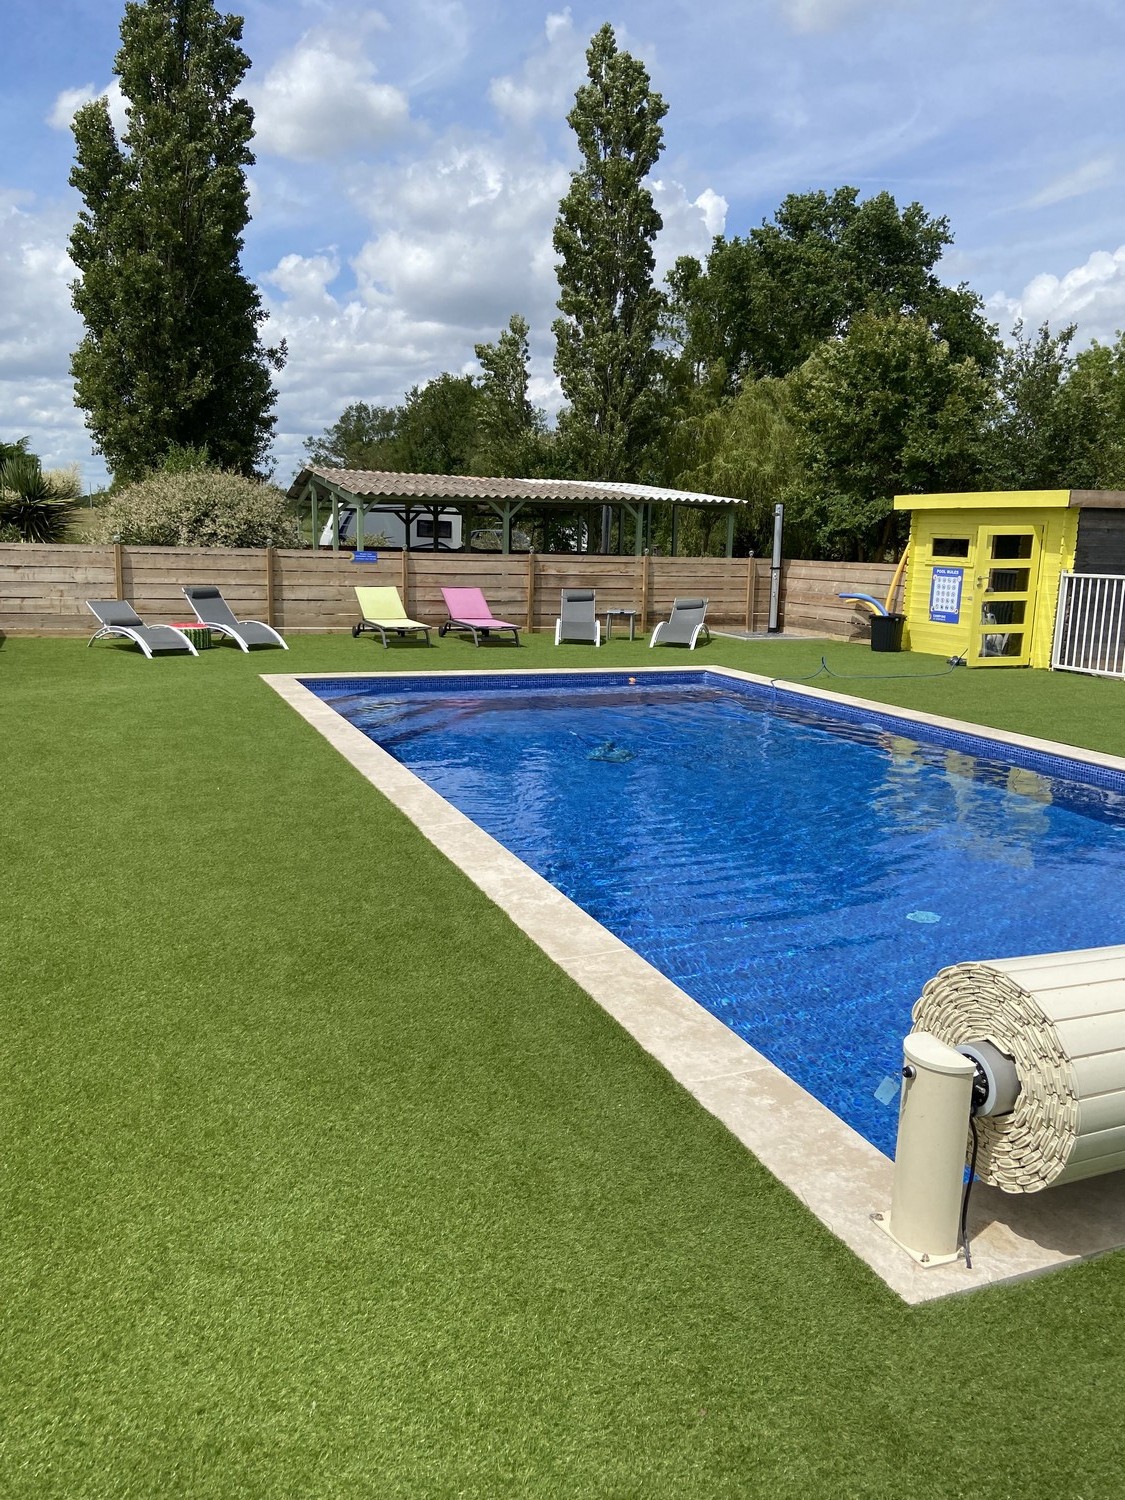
[{"left": 893, "top": 489, "right": 1125, "bottom": 668}]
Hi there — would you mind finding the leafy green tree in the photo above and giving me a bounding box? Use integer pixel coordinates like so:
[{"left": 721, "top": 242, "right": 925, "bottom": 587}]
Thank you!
[
  {"left": 1064, "top": 332, "right": 1125, "bottom": 487},
  {"left": 991, "top": 322, "right": 1125, "bottom": 489},
  {"left": 660, "top": 376, "right": 801, "bottom": 555},
  {"left": 789, "top": 312, "right": 997, "bottom": 560},
  {"left": 69, "top": 0, "right": 284, "bottom": 481},
  {"left": 304, "top": 402, "right": 401, "bottom": 470},
  {"left": 473, "top": 314, "right": 547, "bottom": 476},
  {"left": 552, "top": 24, "right": 668, "bottom": 481},
  {"left": 395, "top": 374, "right": 481, "bottom": 475},
  {"left": 667, "top": 187, "right": 998, "bottom": 391}
]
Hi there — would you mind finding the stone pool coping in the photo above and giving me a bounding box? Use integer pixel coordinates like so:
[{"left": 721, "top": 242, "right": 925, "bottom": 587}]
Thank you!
[{"left": 263, "top": 663, "right": 1125, "bottom": 1305}]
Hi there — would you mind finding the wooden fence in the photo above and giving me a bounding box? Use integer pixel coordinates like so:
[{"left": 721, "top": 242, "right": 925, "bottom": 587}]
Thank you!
[{"left": 0, "top": 543, "right": 896, "bottom": 640}]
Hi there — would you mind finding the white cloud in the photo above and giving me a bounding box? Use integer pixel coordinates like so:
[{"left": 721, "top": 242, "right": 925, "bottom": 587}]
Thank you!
[
  {"left": 780, "top": 0, "right": 911, "bottom": 32},
  {"left": 1025, "top": 154, "right": 1115, "bottom": 209},
  {"left": 988, "top": 246, "right": 1125, "bottom": 346},
  {"left": 0, "top": 193, "right": 98, "bottom": 478},
  {"left": 246, "top": 29, "right": 409, "bottom": 162},
  {"left": 650, "top": 180, "right": 728, "bottom": 279},
  {"left": 47, "top": 80, "right": 128, "bottom": 138},
  {"left": 488, "top": 9, "right": 586, "bottom": 128}
]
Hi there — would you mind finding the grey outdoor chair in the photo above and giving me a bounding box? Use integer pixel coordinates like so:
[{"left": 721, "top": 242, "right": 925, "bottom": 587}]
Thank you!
[
  {"left": 554, "top": 588, "right": 601, "bottom": 646},
  {"left": 86, "top": 599, "right": 199, "bottom": 658},
  {"left": 650, "top": 597, "right": 711, "bottom": 650},
  {"left": 182, "top": 585, "right": 288, "bottom": 651}
]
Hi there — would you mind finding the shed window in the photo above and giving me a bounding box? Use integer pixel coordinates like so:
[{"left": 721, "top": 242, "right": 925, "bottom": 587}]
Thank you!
[{"left": 932, "top": 537, "right": 970, "bottom": 558}]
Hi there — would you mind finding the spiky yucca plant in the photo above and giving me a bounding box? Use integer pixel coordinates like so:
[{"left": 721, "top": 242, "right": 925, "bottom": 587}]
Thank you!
[{"left": 0, "top": 454, "right": 76, "bottom": 543}]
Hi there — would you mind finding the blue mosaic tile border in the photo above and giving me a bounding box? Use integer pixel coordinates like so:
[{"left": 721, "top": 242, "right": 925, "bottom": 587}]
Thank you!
[{"left": 300, "top": 667, "right": 1125, "bottom": 800}]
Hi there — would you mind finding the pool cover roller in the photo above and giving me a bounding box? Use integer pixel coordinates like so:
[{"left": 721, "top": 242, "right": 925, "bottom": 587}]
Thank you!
[{"left": 911, "top": 944, "right": 1125, "bottom": 1192}]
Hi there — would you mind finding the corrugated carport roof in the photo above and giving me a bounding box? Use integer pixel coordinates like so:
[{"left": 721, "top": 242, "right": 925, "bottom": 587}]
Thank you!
[{"left": 287, "top": 467, "right": 745, "bottom": 507}]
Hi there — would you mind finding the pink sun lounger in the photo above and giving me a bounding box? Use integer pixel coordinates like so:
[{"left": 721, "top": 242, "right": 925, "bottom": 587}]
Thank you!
[{"left": 439, "top": 586, "right": 520, "bottom": 647}]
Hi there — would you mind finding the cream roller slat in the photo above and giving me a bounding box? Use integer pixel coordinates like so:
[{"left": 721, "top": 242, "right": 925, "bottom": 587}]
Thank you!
[
  {"left": 1077, "top": 1091, "right": 1125, "bottom": 1135},
  {"left": 988, "top": 948, "right": 1125, "bottom": 987},
  {"left": 1072, "top": 1050, "right": 1125, "bottom": 1095},
  {"left": 1039, "top": 980, "right": 1125, "bottom": 1020},
  {"left": 1055, "top": 1014, "right": 1125, "bottom": 1058},
  {"left": 911, "top": 949, "right": 1125, "bottom": 1193}
]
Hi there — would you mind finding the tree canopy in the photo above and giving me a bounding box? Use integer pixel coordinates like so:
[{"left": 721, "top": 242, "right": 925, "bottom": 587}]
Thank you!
[
  {"left": 667, "top": 187, "right": 999, "bottom": 390},
  {"left": 69, "top": 0, "right": 283, "bottom": 481},
  {"left": 552, "top": 24, "right": 667, "bottom": 480}
]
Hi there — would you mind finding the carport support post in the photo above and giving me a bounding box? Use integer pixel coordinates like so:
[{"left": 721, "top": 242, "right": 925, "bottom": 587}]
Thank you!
[
  {"left": 331, "top": 493, "right": 340, "bottom": 553},
  {"left": 310, "top": 486, "right": 318, "bottom": 547},
  {"left": 725, "top": 509, "right": 735, "bottom": 558},
  {"left": 670, "top": 504, "right": 679, "bottom": 557},
  {"left": 356, "top": 504, "right": 365, "bottom": 551}
]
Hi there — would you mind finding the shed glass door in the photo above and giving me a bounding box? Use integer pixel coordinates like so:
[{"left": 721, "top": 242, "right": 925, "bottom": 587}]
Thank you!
[{"left": 967, "top": 526, "right": 1041, "bottom": 666}]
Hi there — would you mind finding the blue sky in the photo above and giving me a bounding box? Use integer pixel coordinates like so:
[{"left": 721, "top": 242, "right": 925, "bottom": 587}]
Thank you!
[{"left": 1, "top": 0, "right": 1122, "bottom": 491}]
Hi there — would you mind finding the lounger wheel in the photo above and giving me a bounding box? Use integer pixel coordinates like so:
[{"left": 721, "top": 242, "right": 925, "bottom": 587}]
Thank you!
[
  {"left": 351, "top": 624, "right": 361, "bottom": 638},
  {"left": 438, "top": 623, "right": 448, "bottom": 637}
]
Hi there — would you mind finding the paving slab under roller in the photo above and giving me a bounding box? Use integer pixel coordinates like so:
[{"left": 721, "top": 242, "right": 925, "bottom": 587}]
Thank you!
[{"left": 913, "top": 944, "right": 1125, "bottom": 1192}]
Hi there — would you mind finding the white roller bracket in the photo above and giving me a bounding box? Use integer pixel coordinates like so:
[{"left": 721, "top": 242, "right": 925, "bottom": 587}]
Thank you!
[{"left": 885, "top": 1032, "right": 976, "bottom": 1265}]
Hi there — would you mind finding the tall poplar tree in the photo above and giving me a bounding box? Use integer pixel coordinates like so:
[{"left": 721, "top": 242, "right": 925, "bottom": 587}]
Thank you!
[
  {"left": 69, "top": 0, "right": 283, "bottom": 480},
  {"left": 474, "top": 314, "right": 546, "bottom": 476},
  {"left": 552, "top": 24, "right": 667, "bottom": 481}
]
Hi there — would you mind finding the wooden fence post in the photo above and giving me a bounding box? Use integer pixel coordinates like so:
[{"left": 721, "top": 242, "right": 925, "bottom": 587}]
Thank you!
[
  {"left": 639, "top": 549, "right": 650, "bottom": 635},
  {"left": 400, "top": 547, "right": 409, "bottom": 613},
  {"left": 526, "top": 550, "right": 536, "bottom": 633},
  {"left": 113, "top": 539, "right": 124, "bottom": 600},
  {"left": 264, "top": 543, "right": 275, "bottom": 627}
]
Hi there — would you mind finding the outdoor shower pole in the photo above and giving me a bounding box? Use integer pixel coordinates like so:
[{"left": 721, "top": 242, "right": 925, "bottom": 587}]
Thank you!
[{"left": 768, "top": 502, "right": 784, "bottom": 633}]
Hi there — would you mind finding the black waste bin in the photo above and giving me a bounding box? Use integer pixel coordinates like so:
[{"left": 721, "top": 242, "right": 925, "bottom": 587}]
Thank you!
[{"left": 870, "top": 612, "right": 906, "bottom": 652}]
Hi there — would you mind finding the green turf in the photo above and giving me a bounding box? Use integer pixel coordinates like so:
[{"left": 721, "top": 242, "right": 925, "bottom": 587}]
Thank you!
[{"left": 3, "top": 628, "right": 1124, "bottom": 1497}]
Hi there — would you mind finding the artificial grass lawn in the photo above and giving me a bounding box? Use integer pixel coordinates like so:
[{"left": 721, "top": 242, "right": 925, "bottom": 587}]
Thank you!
[{"left": 3, "top": 627, "right": 1124, "bottom": 1498}]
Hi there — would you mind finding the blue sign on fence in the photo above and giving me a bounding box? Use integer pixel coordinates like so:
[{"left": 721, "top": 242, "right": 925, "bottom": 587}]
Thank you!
[
  {"left": 929, "top": 566, "right": 963, "bottom": 623},
  {"left": 352, "top": 550, "right": 380, "bottom": 563}
]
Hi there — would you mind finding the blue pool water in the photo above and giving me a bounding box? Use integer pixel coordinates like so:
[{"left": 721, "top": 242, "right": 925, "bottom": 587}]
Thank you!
[{"left": 310, "top": 670, "right": 1125, "bottom": 1157}]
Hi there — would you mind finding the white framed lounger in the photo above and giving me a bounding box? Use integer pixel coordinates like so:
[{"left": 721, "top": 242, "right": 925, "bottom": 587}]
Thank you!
[
  {"left": 86, "top": 600, "right": 199, "bottom": 658},
  {"left": 650, "top": 597, "right": 710, "bottom": 650},
  {"left": 182, "top": 585, "right": 288, "bottom": 651},
  {"left": 554, "top": 589, "right": 601, "bottom": 646}
]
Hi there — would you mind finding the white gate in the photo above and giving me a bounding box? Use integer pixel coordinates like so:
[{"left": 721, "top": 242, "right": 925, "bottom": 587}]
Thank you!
[{"left": 1052, "top": 572, "right": 1125, "bottom": 678}]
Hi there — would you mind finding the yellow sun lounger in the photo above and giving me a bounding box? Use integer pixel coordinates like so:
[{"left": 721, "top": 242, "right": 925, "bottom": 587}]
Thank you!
[{"left": 352, "top": 586, "right": 432, "bottom": 648}]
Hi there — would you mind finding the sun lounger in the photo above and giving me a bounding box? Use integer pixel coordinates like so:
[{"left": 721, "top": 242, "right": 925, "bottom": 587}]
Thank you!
[
  {"left": 353, "top": 586, "right": 431, "bottom": 648},
  {"left": 650, "top": 597, "right": 710, "bottom": 650},
  {"left": 554, "top": 588, "right": 601, "bottom": 646},
  {"left": 86, "top": 599, "right": 199, "bottom": 658},
  {"left": 182, "top": 585, "right": 288, "bottom": 651},
  {"left": 439, "top": 586, "right": 520, "bottom": 646}
]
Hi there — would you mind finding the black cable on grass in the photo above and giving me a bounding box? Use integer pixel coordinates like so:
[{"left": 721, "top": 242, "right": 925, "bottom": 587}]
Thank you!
[
  {"left": 960, "top": 1115, "right": 981, "bottom": 1270},
  {"left": 773, "top": 655, "right": 963, "bottom": 688}
]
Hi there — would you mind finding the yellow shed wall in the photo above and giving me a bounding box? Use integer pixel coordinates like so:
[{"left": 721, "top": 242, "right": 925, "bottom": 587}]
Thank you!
[{"left": 901, "top": 506, "right": 1078, "bottom": 667}]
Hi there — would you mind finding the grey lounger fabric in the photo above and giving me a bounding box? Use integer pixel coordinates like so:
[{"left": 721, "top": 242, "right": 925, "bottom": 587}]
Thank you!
[
  {"left": 182, "top": 585, "right": 288, "bottom": 651},
  {"left": 86, "top": 600, "right": 198, "bottom": 658},
  {"left": 554, "top": 588, "right": 601, "bottom": 646},
  {"left": 650, "top": 597, "right": 710, "bottom": 650}
]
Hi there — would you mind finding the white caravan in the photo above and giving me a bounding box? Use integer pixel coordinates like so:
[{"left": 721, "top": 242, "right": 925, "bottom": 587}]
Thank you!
[{"left": 318, "top": 505, "right": 463, "bottom": 550}]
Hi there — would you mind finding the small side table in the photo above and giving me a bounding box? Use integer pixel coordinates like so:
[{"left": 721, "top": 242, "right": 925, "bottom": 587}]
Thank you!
[
  {"left": 169, "top": 622, "right": 212, "bottom": 650},
  {"left": 604, "top": 609, "right": 638, "bottom": 641}
]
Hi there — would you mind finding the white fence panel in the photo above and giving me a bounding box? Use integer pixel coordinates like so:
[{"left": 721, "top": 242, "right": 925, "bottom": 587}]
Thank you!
[{"left": 1052, "top": 572, "right": 1125, "bottom": 678}]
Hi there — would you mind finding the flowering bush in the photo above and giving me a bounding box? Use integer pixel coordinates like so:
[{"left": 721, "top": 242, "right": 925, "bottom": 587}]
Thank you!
[{"left": 89, "top": 469, "right": 304, "bottom": 547}]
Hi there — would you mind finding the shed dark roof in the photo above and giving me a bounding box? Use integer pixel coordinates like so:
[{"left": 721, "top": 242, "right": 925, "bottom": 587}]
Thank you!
[{"left": 287, "top": 467, "right": 746, "bottom": 508}]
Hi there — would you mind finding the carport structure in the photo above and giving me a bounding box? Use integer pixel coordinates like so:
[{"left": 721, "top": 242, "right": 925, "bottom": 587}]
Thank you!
[{"left": 287, "top": 468, "right": 748, "bottom": 556}]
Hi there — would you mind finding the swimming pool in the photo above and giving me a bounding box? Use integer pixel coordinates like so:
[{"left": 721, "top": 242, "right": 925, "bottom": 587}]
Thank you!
[{"left": 307, "top": 669, "right": 1125, "bottom": 1159}]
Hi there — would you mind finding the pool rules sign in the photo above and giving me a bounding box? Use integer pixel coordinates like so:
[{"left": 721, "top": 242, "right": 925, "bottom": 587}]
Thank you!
[{"left": 929, "top": 567, "right": 963, "bottom": 624}]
